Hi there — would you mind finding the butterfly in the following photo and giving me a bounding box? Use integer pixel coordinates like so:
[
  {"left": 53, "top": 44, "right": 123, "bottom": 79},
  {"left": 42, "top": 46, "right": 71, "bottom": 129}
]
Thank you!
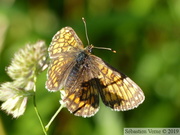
[{"left": 46, "top": 27, "right": 145, "bottom": 117}]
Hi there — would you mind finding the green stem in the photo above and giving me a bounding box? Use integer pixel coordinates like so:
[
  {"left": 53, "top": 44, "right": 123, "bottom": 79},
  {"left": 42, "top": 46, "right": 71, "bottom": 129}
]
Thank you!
[
  {"left": 33, "top": 77, "right": 48, "bottom": 135},
  {"left": 45, "top": 103, "right": 64, "bottom": 131}
]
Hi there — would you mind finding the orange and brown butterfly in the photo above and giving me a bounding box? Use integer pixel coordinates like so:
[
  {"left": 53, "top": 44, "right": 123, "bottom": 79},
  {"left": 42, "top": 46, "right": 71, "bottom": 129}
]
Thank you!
[{"left": 46, "top": 26, "right": 145, "bottom": 117}]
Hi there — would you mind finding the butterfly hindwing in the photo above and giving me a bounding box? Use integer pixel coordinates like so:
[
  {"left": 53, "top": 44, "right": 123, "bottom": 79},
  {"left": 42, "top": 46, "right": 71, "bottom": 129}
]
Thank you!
[{"left": 62, "top": 59, "right": 99, "bottom": 117}]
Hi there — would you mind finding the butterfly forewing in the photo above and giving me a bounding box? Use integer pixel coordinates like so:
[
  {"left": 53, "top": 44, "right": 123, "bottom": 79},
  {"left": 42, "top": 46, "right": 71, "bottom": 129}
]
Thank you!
[
  {"left": 48, "top": 27, "right": 84, "bottom": 58},
  {"left": 90, "top": 55, "right": 145, "bottom": 111},
  {"left": 46, "top": 27, "right": 84, "bottom": 91}
]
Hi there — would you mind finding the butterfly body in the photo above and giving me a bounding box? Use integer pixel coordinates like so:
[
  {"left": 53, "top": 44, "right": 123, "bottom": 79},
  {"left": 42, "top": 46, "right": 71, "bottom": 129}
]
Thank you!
[{"left": 46, "top": 27, "right": 145, "bottom": 117}]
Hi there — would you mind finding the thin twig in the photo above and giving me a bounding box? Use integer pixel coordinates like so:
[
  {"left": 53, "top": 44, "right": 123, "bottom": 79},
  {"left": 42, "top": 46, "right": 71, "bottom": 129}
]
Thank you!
[
  {"left": 45, "top": 104, "right": 65, "bottom": 131},
  {"left": 33, "top": 77, "right": 48, "bottom": 135}
]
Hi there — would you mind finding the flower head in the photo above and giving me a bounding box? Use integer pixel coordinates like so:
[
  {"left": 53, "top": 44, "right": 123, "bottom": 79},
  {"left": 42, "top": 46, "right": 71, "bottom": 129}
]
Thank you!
[
  {"left": 0, "top": 82, "right": 33, "bottom": 118},
  {"left": 7, "top": 41, "right": 48, "bottom": 85},
  {"left": 0, "top": 41, "right": 48, "bottom": 118}
]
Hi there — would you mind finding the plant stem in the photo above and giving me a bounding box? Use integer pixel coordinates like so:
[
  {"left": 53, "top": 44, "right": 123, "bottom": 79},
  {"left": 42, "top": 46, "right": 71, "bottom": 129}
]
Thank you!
[
  {"left": 45, "top": 104, "right": 64, "bottom": 131},
  {"left": 33, "top": 77, "right": 48, "bottom": 135}
]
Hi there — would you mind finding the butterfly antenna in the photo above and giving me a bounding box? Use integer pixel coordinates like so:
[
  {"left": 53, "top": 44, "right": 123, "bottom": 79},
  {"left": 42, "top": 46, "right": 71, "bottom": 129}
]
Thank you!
[
  {"left": 82, "top": 17, "right": 116, "bottom": 53},
  {"left": 93, "top": 46, "right": 116, "bottom": 53},
  {"left": 82, "top": 17, "right": 90, "bottom": 45}
]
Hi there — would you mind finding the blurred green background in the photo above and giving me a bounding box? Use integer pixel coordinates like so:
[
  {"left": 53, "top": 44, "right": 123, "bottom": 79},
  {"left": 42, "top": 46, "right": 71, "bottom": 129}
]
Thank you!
[{"left": 0, "top": 0, "right": 180, "bottom": 135}]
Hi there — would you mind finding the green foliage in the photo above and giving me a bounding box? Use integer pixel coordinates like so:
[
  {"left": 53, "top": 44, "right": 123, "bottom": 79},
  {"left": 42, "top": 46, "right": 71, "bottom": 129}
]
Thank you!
[{"left": 0, "top": 0, "right": 180, "bottom": 135}]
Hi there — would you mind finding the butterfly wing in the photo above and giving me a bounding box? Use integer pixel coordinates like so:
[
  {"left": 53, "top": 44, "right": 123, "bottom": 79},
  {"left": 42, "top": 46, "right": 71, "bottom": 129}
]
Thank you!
[
  {"left": 62, "top": 58, "right": 100, "bottom": 117},
  {"left": 46, "top": 54, "right": 76, "bottom": 91},
  {"left": 48, "top": 27, "right": 84, "bottom": 58},
  {"left": 90, "top": 55, "right": 145, "bottom": 111},
  {"left": 46, "top": 27, "right": 84, "bottom": 91}
]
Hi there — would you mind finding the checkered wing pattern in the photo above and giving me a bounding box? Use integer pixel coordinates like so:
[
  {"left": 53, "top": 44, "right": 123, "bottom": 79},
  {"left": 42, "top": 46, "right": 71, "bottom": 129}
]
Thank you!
[
  {"left": 46, "top": 55, "right": 76, "bottom": 91},
  {"left": 48, "top": 27, "right": 84, "bottom": 58},
  {"left": 46, "top": 27, "right": 84, "bottom": 91},
  {"left": 91, "top": 55, "right": 145, "bottom": 111},
  {"left": 62, "top": 60, "right": 100, "bottom": 117}
]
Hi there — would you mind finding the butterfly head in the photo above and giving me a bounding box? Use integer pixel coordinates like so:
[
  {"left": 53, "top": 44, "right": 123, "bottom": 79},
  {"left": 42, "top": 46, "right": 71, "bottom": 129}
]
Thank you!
[{"left": 85, "top": 44, "right": 94, "bottom": 53}]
